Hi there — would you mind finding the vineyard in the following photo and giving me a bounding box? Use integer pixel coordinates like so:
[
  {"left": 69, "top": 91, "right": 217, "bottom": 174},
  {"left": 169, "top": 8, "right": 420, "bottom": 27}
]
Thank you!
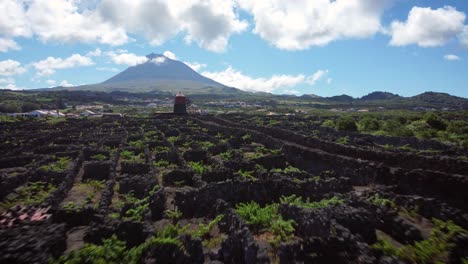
[{"left": 0, "top": 115, "right": 467, "bottom": 263}]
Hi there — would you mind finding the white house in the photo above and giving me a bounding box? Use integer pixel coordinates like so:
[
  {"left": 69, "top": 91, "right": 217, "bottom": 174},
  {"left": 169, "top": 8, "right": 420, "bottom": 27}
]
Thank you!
[
  {"left": 80, "top": 110, "right": 96, "bottom": 117},
  {"left": 27, "top": 110, "right": 65, "bottom": 117}
]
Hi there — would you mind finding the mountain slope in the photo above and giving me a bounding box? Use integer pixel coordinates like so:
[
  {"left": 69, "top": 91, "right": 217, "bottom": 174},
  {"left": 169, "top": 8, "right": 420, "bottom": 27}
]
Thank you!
[{"left": 103, "top": 53, "right": 224, "bottom": 88}]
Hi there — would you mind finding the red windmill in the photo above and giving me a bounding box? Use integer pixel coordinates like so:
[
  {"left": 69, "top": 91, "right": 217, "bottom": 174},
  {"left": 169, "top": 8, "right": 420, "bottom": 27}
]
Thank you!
[{"left": 174, "top": 92, "right": 188, "bottom": 114}]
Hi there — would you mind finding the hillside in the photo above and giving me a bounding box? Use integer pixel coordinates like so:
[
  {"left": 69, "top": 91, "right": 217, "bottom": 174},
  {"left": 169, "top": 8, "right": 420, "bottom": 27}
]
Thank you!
[{"left": 360, "top": 92, "right": 402, "bottom": 101}]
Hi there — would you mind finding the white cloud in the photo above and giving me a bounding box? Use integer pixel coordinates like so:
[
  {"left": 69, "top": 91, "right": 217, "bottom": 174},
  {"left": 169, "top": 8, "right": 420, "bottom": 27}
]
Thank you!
[
  {"left": 107, "top": 51, "right": 148, "bottom": 66},
  {"left": 32, "top": 54, "right": 94, "bottom": 76},
  {"left": 60, "top": 80, "right": 74, "bottom": 87},
  {"left": 97, "top": 0, "right": 247, "bottom": 52},
  {"left": 237, "top": 0, "right": 391, "bottom": 50},
  {"left": 459, "top": 26, "right": 468, "bottom": 47},
  {"left": 46, "top": 79, "right": 56, "bottom": 86},
  {"left": 327, "top": 78, "right": 333, "bottom": 84},
  {"left": 26, "top": 0, "right": 129, "bottom": 45},
  {"left": 96, "top": 67, "right": 119, "bottom": 72},
  {"left": 163, "top": 50, "right": 177, "bottom": 60},
  {"left": 184, "top": 61, "right": 207, "bottom": 72},
  {"left": 0, "top": 38, "right": 20, "bottom": 52},
  {"left": 87, "top": 48, "right": 102, "bottom": 57},
  {"left": 282, "top": 89, "right": 300, "bottom": 95},
  {"left": 0, "top": 77, "right": 14, "bottom": 84},
  {"left": 0, "top": 77, "right": 21, "bottom": 90},
  {"left": 390, "top": 6, "right": 466, "bottom": 47},
  {"left": 151, "top": 56, "right": 166, "bottom": 65},
  {"left": 202, "top": 66, "right": 327, "bottom": 93},
  {"left": 0, "top": 60, "right": 27, "bottom": 76},
  {"left": 179, "top": 0, "right": 248, "bottom": 52},
  {"left": 444, "top": 54, "right": 461, "bottom": 61},
  {"left": 306, "top": 70, "right": 328, "bottom": 85},
  {"left": 0, "top": 0, "right": 31, "bottom": 37}
]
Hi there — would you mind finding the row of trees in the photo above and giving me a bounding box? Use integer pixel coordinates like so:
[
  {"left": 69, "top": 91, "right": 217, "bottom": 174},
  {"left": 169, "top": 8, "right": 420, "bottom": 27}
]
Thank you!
[{"left": 325, "top": 113, "right": 468, "bottom": 146}]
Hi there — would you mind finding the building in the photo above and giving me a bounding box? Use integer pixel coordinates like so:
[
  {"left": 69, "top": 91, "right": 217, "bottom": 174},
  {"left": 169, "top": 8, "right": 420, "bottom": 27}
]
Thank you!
[
  {"left": 80, "top": 110, "right": 96, "bottom": 117},
  {"left": 174, "top": 92, "right": 187, "bottom": 114},
  {"left": 8, "top": 110, "right": 65, "bottom": 118}
]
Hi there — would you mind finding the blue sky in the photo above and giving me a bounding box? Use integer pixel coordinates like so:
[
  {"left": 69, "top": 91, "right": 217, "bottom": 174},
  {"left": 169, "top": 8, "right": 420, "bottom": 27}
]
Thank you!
[{"left": 0, "top": 0, "right": 467, "bottom": 98}]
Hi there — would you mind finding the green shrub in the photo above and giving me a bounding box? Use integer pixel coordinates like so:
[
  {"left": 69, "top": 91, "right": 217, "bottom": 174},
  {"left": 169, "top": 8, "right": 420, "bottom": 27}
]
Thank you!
[
  {"left": 336, "top": 136, "right": 350, "bottom": 145},
  {"left": 367, "top": 194, "right": 397, "bottom": 208},
  {"left": 80, "top": 179, "right": 106, "bottom": 191},
  {"left": 219, "top": 150, "right": 234, "bottom": 160},
  {"left": 447, "top": 120, "right": 468, "bottom": 135},
  {"left": 373, "top": 219, "right": 467, "bottom": 264},
  {"left": 238, "top": 169, "right": 256, "bottom": 180},
  {"left": 91, "top": 154, "right": 107, "bottom": 161},
  {"left": 120, "top": 150, "right": 145, "bottom": 162},
  {"left": 235, "top": 201, "right": 295, "bottom": 241},
  {"left": 424, "top": 113, "right": 447, "bottom": 131},
  {"left": 383, "top": 119, "right": 414, "bottom": 137},
  {"left": 321, "top": 119, "right": 335, "bottom": 128},
  {"left": 1, "top": 182, "right": 56, "bottom": 210},
  {"left": 280, "top": 195, "right": 344, "bottom": 209},
  {"left": 359, "top": 116, "right": 381, "bottom": 131},
  {"left": 39, "top": 157, "right": 71, "bottom": 172},
  {"left": 336, "top": 116, "right": 357, "bottom": 132},
  {"left": 153, "top": 159, "right": 171, "bottom": 167},
  {"left": 187, "top": 161, "right": 209, "bottom": 175},
  {"left": 191, "top": 214, "right": 224, "bottom": 239},
  {"left": 51, "top": 235, "right": 127, "bottom": 264},
  {"left": 164, "top": 208, "right": 182, "bottom": 223}
]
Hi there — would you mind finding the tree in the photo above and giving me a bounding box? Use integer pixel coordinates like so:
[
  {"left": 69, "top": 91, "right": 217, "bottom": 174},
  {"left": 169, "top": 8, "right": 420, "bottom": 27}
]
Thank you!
[
  {"left": 336, "top": 116, "right": 357, "bottom": 132},
  {"left": 424, "top": 113, "right": 447, "bottom": 130},
  {"left": 359, "top": 116, "right": 380, "bottom": 132},
  {"left": 0, "top": 103, "right": 21, "bottom": 113},
  {"left": 21, "top": 102, "right": 40, "bottom": 112}
]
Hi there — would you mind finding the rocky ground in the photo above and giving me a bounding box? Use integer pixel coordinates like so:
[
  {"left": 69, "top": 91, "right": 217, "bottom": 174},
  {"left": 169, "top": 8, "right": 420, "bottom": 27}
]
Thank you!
[{"left": 0, "top": 115, "right": 467, "bottom": 264}]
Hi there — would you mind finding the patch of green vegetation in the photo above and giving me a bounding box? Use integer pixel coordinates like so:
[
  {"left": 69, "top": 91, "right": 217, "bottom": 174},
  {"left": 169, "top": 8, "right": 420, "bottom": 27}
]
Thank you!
[
  {"left": 399, "top": 144, "right": 413, "bottom": 151},
  {"left": 167, "top": 136, "right": 180, "bottom": 144},
  {"left": 153, "top": 159, "right": 172, "bottom": 168},
  {"left": 51, "top": 235, "right": 128, "bottom": 264},
  {"left": 187, "top": 161, "right": 210, "bottom": 175},
  {"left": 235, "top": 201, "right": 295, "bottom": 242},
  {"left": 219, "top": 150, "right": 234, "bottom": 160},
  {"left": 270, "top": 166, "right": 305, "bottom": 175},
  {"left": 45, "top": 117, "right": 66, "bottom": 125},
  {"left": 191, "top": 214, "right": 224, "bottom": 239},
  {"left": 39, "top": 157, "right": 71, "bottom": 173},
  {"left": 0, "top": 182, "right": 56, "bottom": 210},
  {"left": 373, "top": 219, "right": 467, "bottom": 264},
  {"left": 152, "top": 146, "right": 171, "bottom": 153},
  {"left": 0, "top": 115, "right": 21, "bottom": 123},
  {"left": 336, "top": 136, "right": 350, "bottom": 145},
  {"left": 198, "top": 141, "right": 215, "bottom": 150},
  {"left": 367, "top": 194, "right": 397, "bottom": 208},
  {"left": 124, "top": 202, "right": 149, "bottom": 222},
  {"left": 238, "top": 169, "right": 256, "bottom": 180},
  {"left": 118, "top": 185, "right": 159, "bottom": 222},
  {"left": 80, "top": 179, "right": 106, "bottom": 191},
  {"left": 90, "top": 154, "right": 108, "bottom": 161},
  {"left": 120, "top": 150, "right": 145, "bottom": 162},
  {"left": 128, "top": 140, "right": 146, "bottom": 151},
  {"left": 336, "top": 116, "right": 357, "bottom": 132},
  {"left": 241, "top": 134, "right": 252, "bottom": 141},
  {"left": 280, "top": 195, "right": 344, "bottom": 209},
  {"left": 321, "top": 119, "right": 335, "bottom": 128},
  {"left": 358, "top": 116, "right": 381, "bottom": 132},
  {"left": 164, "top": 208, "right": 183, "bottom": 223}
]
